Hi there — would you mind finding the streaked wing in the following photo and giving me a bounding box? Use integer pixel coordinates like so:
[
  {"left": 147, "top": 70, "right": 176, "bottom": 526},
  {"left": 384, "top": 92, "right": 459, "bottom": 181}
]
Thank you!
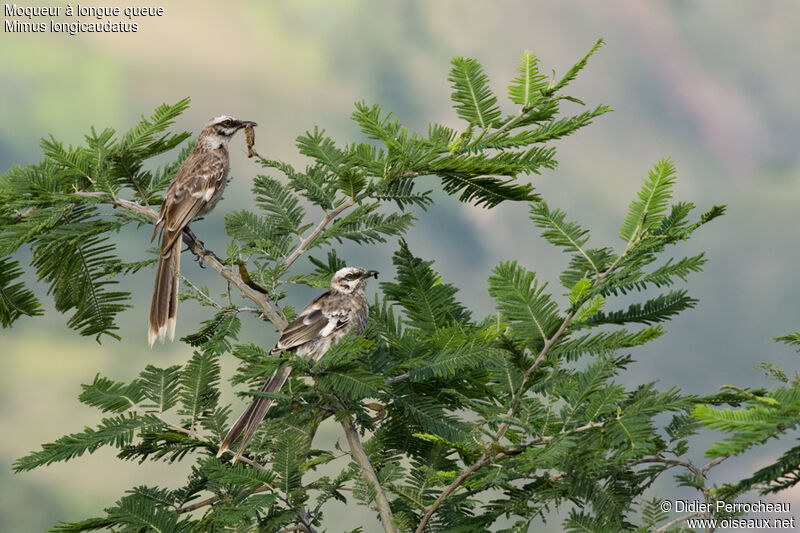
[
  {"left": 158, "top": 153, "right": 226, "bottom": 247},
  {"left": 272, "top": 294, "right": 351, "bottom": 353}
]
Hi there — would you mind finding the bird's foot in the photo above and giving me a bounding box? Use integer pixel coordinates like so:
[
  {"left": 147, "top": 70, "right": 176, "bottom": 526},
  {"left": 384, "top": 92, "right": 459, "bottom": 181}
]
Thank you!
[{"left": 182, "top": 226, "right": 223, "bottom": 268}]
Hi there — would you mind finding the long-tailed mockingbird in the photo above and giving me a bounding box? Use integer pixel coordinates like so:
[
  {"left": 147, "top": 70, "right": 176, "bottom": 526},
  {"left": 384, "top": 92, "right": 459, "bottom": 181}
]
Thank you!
[
  {"left": 218, "top": 266, "right": 379, "bottom": 461},
  {"left": 149, "top": 115, "right": 257, "bottom": 347}
]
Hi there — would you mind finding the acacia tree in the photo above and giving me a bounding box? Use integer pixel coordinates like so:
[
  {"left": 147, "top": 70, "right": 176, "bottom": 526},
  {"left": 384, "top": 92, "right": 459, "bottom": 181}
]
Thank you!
[{"left": 3, "top": 40, "right": 795, "bottom": 532}]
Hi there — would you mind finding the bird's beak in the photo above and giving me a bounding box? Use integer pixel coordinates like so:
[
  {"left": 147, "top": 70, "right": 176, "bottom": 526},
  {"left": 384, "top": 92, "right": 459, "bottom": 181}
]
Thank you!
[
  {"left": 238, "top": 120, "right": 258, "bottom": 128},
  {"left": 364, "top": 270, "right": 379, "bottom": 279}
]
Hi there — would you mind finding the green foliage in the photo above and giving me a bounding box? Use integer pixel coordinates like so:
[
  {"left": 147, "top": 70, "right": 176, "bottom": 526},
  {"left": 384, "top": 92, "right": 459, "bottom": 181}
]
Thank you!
[
  {"left": 140, "top": 365, "right": 182, "bottom": 413},
  {"left": 0, "top": 256, "right": 43, "bottom": 326},
  {"left": 181, "top": 310, "right": 241, "bottom": 355},
  {"left": 320, "top": 203, "right": 416, "bottom": 245},
  {"left": 449, "top": 57, "right": 502, "bottom": 128},
  {"left": 547, "top": 39, "right": 604, "bottom": 95},
  {"left": 508, "top": 50, "right": 549, "bottom": 108},
  {"left": 696, "top": 334, "right": 800, "bottom": 497},
  {"left": 531, "top": 202, "right": 591, "bottom": 257},
  {"left": 577, "top": 290, "right": 697, "bottom": 326},
  {"left": 9, "top": 43, "right": 772, "bottom": 533},
  {"left": 381, "top": 240, "right": 471, "bottom": 334},
  {"left": 253, "top": 175, "right": 311, "bottom": 236},
  {"left": 13, "top": 415, "right": 154, "bottom": 472},
  {"left": 620, "top": 158, "right": 677, "bottom": 242},
  {"left": 78, "top": 374, "right": 145, "bottom": 413},
  {"left": 287, "top": 250, "right": 347, "bottom": 289},
  {"left": 179, "top": 351, "right": 221, "bottom": 431},
  {"left": 0, "top": 98, "right": 191, "bottom": 340},
  {"left": 489, "top": 260, "right": 561, "bottom": 348},
  {"left": 775, "top": 331, "right": 800, "bottom": 349}
]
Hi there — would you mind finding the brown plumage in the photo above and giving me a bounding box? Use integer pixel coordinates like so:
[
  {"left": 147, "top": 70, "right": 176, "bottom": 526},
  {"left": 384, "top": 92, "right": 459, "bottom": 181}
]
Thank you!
[
  {"left": 218, "top": 266, "right": 379, "bottom": 462},
  {"left": 149, "top": 115, "right": 257, "bottom": 347}
]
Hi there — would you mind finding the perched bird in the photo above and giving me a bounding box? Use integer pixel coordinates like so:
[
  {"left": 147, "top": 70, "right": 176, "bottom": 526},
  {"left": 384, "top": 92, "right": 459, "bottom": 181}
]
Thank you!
[
  {"left": 149, "top": 115, "right": 257, "bottom": 347},
  {"left": 218, "top": 266, "right": 379, "bottom": 461}
]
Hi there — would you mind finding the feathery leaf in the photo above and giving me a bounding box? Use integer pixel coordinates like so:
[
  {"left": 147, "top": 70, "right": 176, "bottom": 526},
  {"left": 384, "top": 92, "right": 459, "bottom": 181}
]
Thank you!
[
  {"left": 489, "top": 261, "right": 561, "bottom": 347},
  {"left": 449, "top": 57, "right": 502, "bottom": 128},
  {"left": 620, "top": 158, "right": 677, "bottom": 242},
  {"left": 508, "top": 50, "right": 548, "bottom": 108},
  {"left": 0, "top": 256, "right": 43, "bottom": 327}
]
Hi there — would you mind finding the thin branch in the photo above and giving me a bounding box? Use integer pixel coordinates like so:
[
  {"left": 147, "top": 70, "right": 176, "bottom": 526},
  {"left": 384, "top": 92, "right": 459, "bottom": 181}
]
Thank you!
[
  {"left": 631, "top": 454, "right": 728, "bottom": 480},
  {"left": 293, "top": 508, "right": 319, "bottom": 533},
  {"left": 226, "top": 280, "right": 234, "bottom": 307},
  {"left": 75, "top": 191, "right": 158, "bottom": 218},
  {"left": 177, "top": 494, "right": 222, "bottom": 514},
  {"left": 180, "top": 227, "right": 286, "bottom": 330},
  {"left": 702, "top": 455, "right": 728, "bottom": 475},
  {"left": 177, "top": 272, "right": 223, "bottom": 310},
  {"left": 176, "top": 483, "right": 270, "bottom": 514},
  {"left": 74, "top": 191, "right": 359, "bottom": 330},
  {"left": 417, "top": 455, "right": 490, "bottom": 531},
  {"left": 215, "top": 448, "right": 270, "bottom": 473},
  {"left": 385, "top": 372, "right": 408, "bottom": 385},
  {"left": 340, "top": 415, "right": 397, "bottom": 533},
  {"left": 127, "top": 403, "right": 205, "bottom": 441},
  {"left": 74, "top": 191, "right": 287, "bottom": 330},
  {"left": 280, "top": 198, "right": 356, "bottom": 275},
  {"left": 398, "top": 171, "right": 421, "bottom": 179},
  {"left": 414, "top": 421, "right": 603, "bottom": 532},
  {"left": 630, "top": 452, "right": 728, "bottom": 533}
]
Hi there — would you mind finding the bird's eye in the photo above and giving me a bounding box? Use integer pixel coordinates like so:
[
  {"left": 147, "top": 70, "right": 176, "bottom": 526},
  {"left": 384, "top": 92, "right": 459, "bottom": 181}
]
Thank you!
[
  {"left": 345, "top": 273, "right": 354, "bottom": 280},
  {"left": 223, "top": 120, "right": 233, "bottom": 127}
]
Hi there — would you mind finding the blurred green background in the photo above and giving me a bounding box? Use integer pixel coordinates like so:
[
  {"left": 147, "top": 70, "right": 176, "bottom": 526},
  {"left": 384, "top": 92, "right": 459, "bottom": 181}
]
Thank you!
[{"left": 2, "top": 1, "right": 799, "bottom": 531}]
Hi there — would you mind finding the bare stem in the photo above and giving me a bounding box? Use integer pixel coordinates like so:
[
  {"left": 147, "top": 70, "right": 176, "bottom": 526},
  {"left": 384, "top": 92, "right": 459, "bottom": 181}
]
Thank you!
[
  {"left": 176, "top": 483, "right": 270, "bottom": 514},
  {"left": 177, "top": 493, "right": 222, "bottom": 514},
  {"left": 180, "top": 228, "right": 286, "bottom": 330},
  {"left": 280, "top": 198, "right": 356, "bottom": 275},
  {"left": 177, "top": 272, "right": 223, "bottom": 310},
  {"left": 340, "top": 415, "right": 397, "bottom": 533},
  {"left": 385, "top": 372, "right": 409, "bottom": 385}
]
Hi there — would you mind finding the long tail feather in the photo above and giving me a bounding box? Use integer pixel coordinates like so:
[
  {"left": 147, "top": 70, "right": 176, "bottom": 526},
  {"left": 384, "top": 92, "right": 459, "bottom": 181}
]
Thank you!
[
  {"left": 148, "top": 234, "right": 181, "bottom": 347},
  {"left": 217, "top": 364, "right": 292, "bottom": 461}
]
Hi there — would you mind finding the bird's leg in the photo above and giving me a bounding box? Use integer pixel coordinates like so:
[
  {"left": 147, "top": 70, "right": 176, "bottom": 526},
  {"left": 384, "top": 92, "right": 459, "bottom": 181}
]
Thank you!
[
  {"left": 182, "top": 225, "right": 222, "bottom": 268},
  {"left": 183, "top": 225, "right": 204, "bottom": 248}
]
